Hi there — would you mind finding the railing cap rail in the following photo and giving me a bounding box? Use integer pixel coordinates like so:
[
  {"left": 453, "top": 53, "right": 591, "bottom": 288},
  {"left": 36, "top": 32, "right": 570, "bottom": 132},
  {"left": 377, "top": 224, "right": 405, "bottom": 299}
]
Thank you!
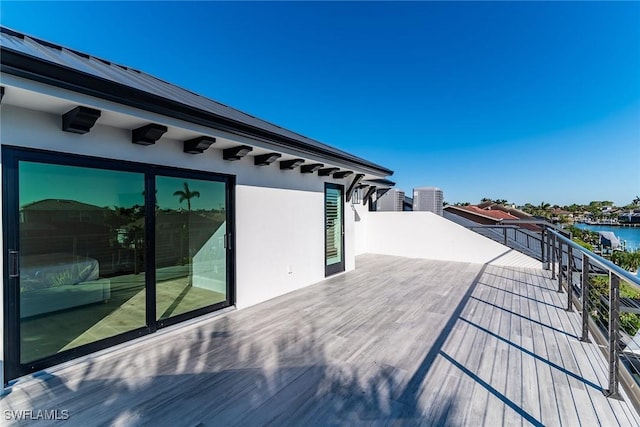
[
  {"left": 499, "top": 218, "right": 567, "bottom": 231},
  {"left": 547, "top": 228, "right": 640, "bottom": 287}
]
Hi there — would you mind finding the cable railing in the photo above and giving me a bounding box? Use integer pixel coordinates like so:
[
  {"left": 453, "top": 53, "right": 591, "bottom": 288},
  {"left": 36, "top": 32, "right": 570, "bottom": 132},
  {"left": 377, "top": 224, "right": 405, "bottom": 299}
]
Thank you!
[
  {"left": 463, "top": 218, "right": 640, "bottom": 407},
  {"left": 547, "top": 228, "right": 640, "bottom": 403},
  {"left": 466, "top": 223, "right": 549, "bottom": 262}
]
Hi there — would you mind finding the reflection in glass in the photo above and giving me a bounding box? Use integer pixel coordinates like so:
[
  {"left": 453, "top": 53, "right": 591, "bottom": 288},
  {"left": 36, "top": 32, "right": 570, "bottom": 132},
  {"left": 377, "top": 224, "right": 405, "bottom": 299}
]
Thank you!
[
  {"left": 156, "top": 176, "right": 227, "bottom": 321},
  {"left": 18, "top": 162, "right": 146, "bottom": 363}
]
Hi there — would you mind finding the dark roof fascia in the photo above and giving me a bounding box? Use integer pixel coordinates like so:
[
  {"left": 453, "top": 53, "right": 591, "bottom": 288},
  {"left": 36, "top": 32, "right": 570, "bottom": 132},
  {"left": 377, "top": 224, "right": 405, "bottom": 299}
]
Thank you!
[
  {"left": 362, "top": 178, "right": 396, "bottom": 187},
  {"left": 0, "top": 47, "right": 393, "bottom": 177}
]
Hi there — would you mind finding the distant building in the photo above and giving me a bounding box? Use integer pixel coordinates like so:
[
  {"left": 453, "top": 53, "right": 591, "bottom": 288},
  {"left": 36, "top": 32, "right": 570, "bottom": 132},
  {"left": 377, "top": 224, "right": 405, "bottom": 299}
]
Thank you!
[
  {"left": 403, "top": 195, "right": 413, "bottom": 211},
  {"left": 377, "top": 189, "right": 405, "bottom": 212},
  {"left": 413, "top": 187, "right": 444, "bottom": 216},
  {"left": 619, "top": 211, "right": 640, "bottom": 224}
]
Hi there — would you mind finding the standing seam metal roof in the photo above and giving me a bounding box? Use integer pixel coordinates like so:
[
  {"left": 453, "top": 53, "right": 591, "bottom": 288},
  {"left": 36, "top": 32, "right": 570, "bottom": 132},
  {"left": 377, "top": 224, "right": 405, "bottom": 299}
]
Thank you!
[{"left": 0, "top": 26, "right": 393, "bottom": 176}]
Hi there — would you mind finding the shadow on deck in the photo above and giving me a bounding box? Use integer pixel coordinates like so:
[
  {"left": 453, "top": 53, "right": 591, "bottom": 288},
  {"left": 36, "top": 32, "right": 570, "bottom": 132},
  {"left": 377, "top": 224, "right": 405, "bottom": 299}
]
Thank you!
[{"left": 2, "top": 254, "right": 639, "bottom": 426}]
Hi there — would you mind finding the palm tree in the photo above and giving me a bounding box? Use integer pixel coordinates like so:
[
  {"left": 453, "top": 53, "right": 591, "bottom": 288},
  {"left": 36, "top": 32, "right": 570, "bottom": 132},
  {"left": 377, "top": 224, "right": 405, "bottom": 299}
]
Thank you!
[
  {"left": 173, "top": 182, "right": 200, "bottom": 211},
  {"left": 535, "top": 202, "right": 551, "bottom": 218},
  {"left": 611, "top": 251, "right": 640, "bottom": 274},
  {"left": 634, "top": 196, "right": 640, "bottom": 206}
]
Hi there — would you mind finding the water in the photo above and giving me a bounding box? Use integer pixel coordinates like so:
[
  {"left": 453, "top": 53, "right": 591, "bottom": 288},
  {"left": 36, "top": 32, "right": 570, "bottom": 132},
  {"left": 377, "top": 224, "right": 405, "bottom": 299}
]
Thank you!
[
  {"left": 573, "top": 223, "right": 640, "bottom": 252},
  {"left": 574, "top": 223, "right": 640, "bottom": 277}
]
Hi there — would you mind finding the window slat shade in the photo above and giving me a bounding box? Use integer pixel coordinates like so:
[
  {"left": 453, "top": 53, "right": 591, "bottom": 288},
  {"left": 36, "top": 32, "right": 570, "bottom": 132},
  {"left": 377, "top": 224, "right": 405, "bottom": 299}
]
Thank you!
[{"left": 325, "top": 188, "right": 342, "bottom": 263}]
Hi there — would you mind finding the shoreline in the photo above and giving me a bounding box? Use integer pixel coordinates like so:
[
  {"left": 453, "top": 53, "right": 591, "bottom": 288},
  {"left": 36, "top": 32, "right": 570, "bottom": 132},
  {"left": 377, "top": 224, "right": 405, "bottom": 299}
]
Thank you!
[{"left": 574, "top": 221, "right": 640, "bottom": 228}]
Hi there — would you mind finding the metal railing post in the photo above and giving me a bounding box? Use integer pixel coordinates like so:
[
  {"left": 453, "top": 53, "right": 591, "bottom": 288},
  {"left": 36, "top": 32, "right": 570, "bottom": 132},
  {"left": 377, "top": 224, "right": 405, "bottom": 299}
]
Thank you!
[
  {"left": 503, "top": 227, "right": 508, "bottom": 246},
  {"left": 558, "top": 241, "right": 564, "bottom": 293},
  {"left": 605, "top": 273, "right": 620, "bottom": 398},
  {"left": 544, "top": 228, "right": 549, "bottom": 270},
  {"left": 580, "top": 253, "right": 590, "bottom": 342},
  {"left": 566, "top": 245, "right": 573, "bottom": 311},
  {"left": 551, "top": 232, "right": 556, "bottom": 279}
]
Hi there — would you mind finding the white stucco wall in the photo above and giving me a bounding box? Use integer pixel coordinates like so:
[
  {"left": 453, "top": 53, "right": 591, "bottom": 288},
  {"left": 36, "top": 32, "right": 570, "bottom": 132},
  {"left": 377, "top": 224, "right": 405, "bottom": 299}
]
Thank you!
[
  {"left": 0, "top": 81, "right": 362, "bottom": 384},
  {"left": 0, "top": 100, "right": 356, "bottom": 306},
  {"left": 353, "top": 201, "right": 369, "bottom": 256},
  {"left": 354, "top": 208, "right": 541, "bottom": 268},
  {"left": 235, "top": 186, "right": 324, "bottom": 308}
]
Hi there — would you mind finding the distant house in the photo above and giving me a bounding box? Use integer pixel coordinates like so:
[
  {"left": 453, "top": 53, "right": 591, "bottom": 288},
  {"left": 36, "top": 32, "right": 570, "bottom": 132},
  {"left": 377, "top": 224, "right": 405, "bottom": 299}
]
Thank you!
[
  {"left": 550, "top": 208, "right": 573, "bottom": 224},
  {"left": 0, "top": 27, "right": 395, "bottom": 385},
  {"left": 619, "top": 211, "right": 640, "bottom": 224},
  {"left": 445, "top": 205, "right": 520, "bottom": 224},
  {"left": 445, "top": 204, "right": 540, "bottom": 231}
]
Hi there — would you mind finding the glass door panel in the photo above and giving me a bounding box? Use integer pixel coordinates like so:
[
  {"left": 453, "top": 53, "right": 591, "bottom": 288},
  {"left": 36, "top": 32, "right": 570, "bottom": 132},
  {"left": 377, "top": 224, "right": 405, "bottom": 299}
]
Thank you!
[
  {"left": 155, "top": 176, "right": 228, "bottom": 322},
  {"left": 325, "top": 184, "right": 345, "bottom": 276},
  {"left": 17, "top": 161, "right": 146, "bottom": 363}
]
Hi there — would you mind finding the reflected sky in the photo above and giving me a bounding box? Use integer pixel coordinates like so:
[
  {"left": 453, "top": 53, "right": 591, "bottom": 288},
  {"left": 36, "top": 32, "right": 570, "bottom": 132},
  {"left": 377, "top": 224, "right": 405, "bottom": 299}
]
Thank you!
[
  {"left": 19, "top": 161, "right": 143, "bottom": 209},
  {"left": 19, "top": 162, "right": 225, "bottom": 211}
]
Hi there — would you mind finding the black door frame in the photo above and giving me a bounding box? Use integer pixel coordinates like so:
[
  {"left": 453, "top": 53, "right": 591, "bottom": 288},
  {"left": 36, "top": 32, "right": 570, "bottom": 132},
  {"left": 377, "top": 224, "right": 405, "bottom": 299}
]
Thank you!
[
  {"left": 2, "top": 146, "right": 235, "bottom": 384},
  {"left": 324, "top": 182, "right": 345, "bottom": 276}
]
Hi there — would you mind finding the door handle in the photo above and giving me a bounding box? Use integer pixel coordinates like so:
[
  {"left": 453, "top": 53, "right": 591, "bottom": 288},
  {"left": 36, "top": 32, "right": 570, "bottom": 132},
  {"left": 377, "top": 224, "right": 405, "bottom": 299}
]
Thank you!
[{"left": 9, "top": 250, "right": 19, "bottom": 278}]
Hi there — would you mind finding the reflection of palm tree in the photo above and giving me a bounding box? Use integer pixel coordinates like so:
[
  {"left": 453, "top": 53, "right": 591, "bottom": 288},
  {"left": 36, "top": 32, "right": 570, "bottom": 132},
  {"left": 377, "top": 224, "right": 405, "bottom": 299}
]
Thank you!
[
  {"left": 173, "top": 182, "right": 200, "bottom": 211},
  {"left": 173, "top": 182, "right": 200, "bottom": 276}
]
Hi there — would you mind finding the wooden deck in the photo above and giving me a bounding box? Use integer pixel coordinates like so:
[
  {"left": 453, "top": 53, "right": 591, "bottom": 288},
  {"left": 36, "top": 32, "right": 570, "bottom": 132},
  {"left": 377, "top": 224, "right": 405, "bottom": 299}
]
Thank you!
[{"left": 2, "top": 254, "right": 640, "bottom": 426}]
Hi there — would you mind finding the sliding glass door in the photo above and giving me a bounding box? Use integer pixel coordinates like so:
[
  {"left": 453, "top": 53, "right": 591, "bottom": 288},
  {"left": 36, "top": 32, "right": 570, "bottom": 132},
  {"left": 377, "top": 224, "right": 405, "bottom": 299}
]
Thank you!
[
  {"left": 16, "top": 161, "right": 147, "bottom": 365},
  {"left": 3, "top": 147, "right": 234, "bottom": 382},
  {"left": 325, "top": 183, "right": 345, "bottom": 276},
  {"left": 155, "top": 175, "right": 229, "bottom": 325}
]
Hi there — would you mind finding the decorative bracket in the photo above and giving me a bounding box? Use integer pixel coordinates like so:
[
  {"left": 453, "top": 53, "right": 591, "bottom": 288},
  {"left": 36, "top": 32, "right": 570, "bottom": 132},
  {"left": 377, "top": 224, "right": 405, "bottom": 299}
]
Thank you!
[
  {"left": 132, "top": 123, "right": 167, "bottom": 145},
  {"left": 333, "top": 171, "right": 353, "bottom": 179},
  {"left": 62, "top": 106, "right": 102, "bottom": 134},
  {"left": 318, "top": 167, "right": 340, "bottom": 176},
  {"left": 301, "top": 163, "right": 323, "bottom": 174},
  {"left": 223, "top": 145, "right": 253, "bottom": 161},
  {"left": 279, "top": 159, "right": 305, "bottom": 170},
  {"left": 184, "top": 136, "right": 215, "bottom": 154},
  {"left": 362, "top": 186, "right": 377, "bottom": 206},
  {"left": 346, "top": 174, "right": 365, "bottom": 202},
  {"left": 254, "top": 153, "right": 282, "bottom": 166}
]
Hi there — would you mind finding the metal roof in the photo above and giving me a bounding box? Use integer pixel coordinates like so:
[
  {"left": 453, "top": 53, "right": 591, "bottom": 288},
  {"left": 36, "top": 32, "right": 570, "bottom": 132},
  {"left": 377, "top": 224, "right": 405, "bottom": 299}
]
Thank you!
[{"left": 0, "top": 27, "right": 393, "bottom": 177}]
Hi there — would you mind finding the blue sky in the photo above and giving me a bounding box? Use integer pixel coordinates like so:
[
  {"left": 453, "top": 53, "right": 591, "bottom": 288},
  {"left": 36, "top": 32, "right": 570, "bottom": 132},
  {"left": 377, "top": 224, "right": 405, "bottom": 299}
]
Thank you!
[{"left": 2, "top": 1, "right": 639, "bottom": 206}]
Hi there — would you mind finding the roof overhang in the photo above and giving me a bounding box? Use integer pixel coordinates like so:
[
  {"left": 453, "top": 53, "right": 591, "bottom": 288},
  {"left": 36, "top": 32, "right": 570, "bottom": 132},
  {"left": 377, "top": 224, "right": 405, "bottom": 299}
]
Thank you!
[
  {"left": 0, "top": 28, "right": 393, "bottom": 178},
  {"left": 362, "top": 178, "right": 396, "bottom": 188}
]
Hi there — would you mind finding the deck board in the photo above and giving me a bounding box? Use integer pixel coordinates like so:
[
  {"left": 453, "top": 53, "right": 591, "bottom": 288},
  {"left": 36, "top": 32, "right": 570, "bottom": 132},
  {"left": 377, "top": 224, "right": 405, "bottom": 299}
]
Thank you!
[{"left": 2, "top": 254, "right": 639, "bottom": 426}]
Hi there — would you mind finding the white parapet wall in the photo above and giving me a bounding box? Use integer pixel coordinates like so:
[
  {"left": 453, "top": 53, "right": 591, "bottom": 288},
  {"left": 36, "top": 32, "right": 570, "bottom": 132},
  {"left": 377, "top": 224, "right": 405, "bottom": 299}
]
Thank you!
[{"left": 356, "top": 208, "right": 542, "bottom": 268}]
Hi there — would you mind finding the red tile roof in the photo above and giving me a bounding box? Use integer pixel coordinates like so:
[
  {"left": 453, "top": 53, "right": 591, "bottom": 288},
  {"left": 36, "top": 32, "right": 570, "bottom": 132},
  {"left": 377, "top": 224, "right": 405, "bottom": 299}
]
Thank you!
[{"left": 459, "top": 206, "right": 520, "bottom": 220}]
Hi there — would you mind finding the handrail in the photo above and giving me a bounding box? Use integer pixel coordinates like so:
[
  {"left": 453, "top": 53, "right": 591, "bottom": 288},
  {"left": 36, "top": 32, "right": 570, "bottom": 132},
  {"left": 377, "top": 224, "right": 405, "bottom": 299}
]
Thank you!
[
  {"left": 499, "top": 219, "right": 571, "bottom": 235},
  {"left": 460, "top": 216, "right": 640, "bottom": 403},
  {"left": 544, "top": 224, "right": 640, "bottom": 401},
  {"left": 467, "top": 224, "right": 535, "bottom": 230},
  {"left": 465, "top": 222, "right": 545, "bottom": 260},
  {"left": 547, "top": 228, "right": 640, "bottom": 288}
]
